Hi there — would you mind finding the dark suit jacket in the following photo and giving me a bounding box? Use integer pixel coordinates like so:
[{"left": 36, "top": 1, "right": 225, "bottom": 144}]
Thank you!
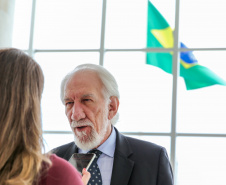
[{"left": 52, "top": 128, "right": 173, "bottom": 185}]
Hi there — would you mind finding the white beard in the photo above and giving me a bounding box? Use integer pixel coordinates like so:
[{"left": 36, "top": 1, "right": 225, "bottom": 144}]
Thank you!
[{"left": 70, "top": 116, "right": 109, "bottom": 151}]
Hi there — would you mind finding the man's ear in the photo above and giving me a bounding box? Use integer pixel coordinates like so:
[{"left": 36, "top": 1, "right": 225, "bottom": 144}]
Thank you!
[{"left": 108, "top": 96, "right": 119, "bottom": 120}]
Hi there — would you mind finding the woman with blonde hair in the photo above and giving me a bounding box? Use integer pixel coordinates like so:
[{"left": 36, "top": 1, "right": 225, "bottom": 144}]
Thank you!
[{"left": 0, "top": 48, "right": 90, "bottom": 185}]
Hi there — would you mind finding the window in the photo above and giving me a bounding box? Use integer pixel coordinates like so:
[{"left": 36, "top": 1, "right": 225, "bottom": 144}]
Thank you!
[{"left": 11, "top": 0, "right": 226, "bottom": 184}]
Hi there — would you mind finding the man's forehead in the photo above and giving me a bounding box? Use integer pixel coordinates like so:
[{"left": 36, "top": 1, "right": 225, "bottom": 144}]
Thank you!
[
  {"left": 66, "top": 70, "right": 101, "bottom": 87},
  {"left": 82, "top": 94, "right": 95, "bottom": 98},
  {"left": 64, "top": 92, "right": 95, "bottom": 101},
  {"left": 63, "top": 70, "right": 104, "bottom": 99},
  {"left": 64, "top": 87, "right": 96, "bottom": 97}
]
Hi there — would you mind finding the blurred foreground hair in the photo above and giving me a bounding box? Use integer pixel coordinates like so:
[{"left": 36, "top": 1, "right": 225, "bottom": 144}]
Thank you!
[{"left": 0, "top": 48, "right": 51, "bottom": 185}]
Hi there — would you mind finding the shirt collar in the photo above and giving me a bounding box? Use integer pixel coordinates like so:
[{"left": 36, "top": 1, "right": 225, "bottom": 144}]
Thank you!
[
  {"left": 97, "top": 127, "right": 116, "bottom": 157},
  {"left": 79, "top": 127, "right": 116, "bottom": 158}
]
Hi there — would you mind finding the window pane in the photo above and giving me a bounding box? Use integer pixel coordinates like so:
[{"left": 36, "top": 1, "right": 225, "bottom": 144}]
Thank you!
[
  {"left": 12, "top": 0, "right": 32, "bottom": 49},
  {"left": 43, "top": 133, "right": 74, "bottom": 152},
  {"left": 180, "top": 0, "right": 226, "bottom": 48},
  {"left": 177, "top": 51, "right": 226, "bottom": 133},
  {"left": 105, "top": 0, "right": 175, "bottom": 49},
  {"left": 34, "top": 52, "right": 99, "bottom": 131},
  {"left": 104, "top": 52, "right": 172, "bottom": 133},
  {"left": 34, "top": 0, "right": 102, "bottom": 49},
  {"left": 176, "top": 137, "right": 226, "bottom": 185}
]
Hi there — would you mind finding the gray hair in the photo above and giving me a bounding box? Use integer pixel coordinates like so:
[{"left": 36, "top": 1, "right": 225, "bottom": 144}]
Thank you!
[{"left": 60, "top": 63, "right": 120, "bottom": 125}]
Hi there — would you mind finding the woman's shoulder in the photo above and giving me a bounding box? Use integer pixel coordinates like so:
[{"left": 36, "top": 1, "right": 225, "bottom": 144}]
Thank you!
[
  {"left": 42, "top": 154, "right": 83, "bottom": 185},
  {"left": 49, "top": 154, "right": 82, "bottom": 177}
]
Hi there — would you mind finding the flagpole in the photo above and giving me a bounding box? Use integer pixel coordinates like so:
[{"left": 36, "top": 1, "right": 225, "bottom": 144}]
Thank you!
[
  {"left": 171, "top": 0, "right": 180, "bottom": 183},
  {"left": 28, "top": 0, "right": 36, "bottom": 58},
  {"left": 99, "top": 0, "right": 107, "bottom": 66}
]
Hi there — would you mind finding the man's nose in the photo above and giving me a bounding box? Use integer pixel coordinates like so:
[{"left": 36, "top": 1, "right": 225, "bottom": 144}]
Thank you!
[{"left": 71, "top": 103, "right": 85, "bottom": 121}]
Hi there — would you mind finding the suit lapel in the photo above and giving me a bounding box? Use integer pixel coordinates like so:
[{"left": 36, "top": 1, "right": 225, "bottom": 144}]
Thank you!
[
  {"left": 110, "top": 128, "right": 134, "bottom": 185},
  {"left": 63, "top": 142, "right": 78, "bottom": 160}
]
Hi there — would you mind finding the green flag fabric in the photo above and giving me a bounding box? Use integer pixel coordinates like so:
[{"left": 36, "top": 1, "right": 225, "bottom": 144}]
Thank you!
[{"left": 146, "top": 0, "right": 226, "bottom": 90}]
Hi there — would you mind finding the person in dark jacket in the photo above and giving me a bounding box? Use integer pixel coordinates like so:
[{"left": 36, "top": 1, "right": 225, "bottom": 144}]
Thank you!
[{"left": 53, "top": 63, "right": 174, "bottom": 185}]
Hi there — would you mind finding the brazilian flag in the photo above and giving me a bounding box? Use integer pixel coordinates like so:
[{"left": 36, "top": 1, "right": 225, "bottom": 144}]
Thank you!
[{"left": 146, "top": 0, "right": 226, "bottom": 90}]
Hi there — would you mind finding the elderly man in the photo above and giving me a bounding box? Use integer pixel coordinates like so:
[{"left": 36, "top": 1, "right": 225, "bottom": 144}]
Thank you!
[{"left": 52, "top": 63, "right": 173, "bottom": 185}]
